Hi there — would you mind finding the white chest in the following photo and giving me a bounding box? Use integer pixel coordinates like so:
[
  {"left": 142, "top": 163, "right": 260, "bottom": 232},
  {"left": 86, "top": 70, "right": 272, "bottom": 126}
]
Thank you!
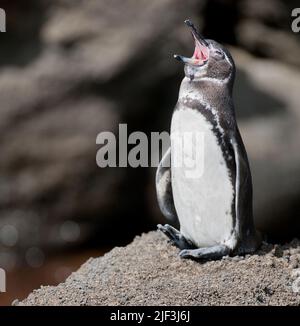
[{"left": 171, "top": 107, "right": 234, "bottom": 247}]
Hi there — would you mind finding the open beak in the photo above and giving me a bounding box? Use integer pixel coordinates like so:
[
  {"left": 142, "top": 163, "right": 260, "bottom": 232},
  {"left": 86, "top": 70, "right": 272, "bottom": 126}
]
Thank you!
[{"left": 174, "top": 19, "right": 209, "bottom": 66}]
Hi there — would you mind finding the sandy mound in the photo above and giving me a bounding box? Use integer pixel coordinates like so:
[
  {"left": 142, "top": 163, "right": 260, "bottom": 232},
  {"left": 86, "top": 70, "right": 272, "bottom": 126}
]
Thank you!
[{"left": 17, "top": 231, "right": 300, "bottom": 305}]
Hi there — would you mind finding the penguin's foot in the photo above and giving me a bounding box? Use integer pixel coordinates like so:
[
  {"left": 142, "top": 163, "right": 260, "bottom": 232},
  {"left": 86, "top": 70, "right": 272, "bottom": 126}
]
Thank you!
[
  {"left": 179, "top": 245, "right": 230, "bottom": 260},
  {"left": 157, "top": 224, "right": 195, "bottom": 250}
]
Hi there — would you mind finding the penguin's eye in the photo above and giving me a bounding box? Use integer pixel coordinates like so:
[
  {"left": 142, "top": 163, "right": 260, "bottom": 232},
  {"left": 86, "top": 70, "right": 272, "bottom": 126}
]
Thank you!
[{"left": 214, "top": 50, "right": 225, "bottom": 59}]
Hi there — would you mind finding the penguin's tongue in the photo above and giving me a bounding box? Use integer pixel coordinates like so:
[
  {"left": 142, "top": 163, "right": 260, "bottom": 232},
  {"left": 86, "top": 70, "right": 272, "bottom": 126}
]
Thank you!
[
  {"left": 187, "top": 19, "right": 209, "bottom": 65},
  {"left": 192, "top": 39, "right": 209, "bottom": 65},
  {"left": 174, "top": 20, "right": 209, "bottom": 66}
]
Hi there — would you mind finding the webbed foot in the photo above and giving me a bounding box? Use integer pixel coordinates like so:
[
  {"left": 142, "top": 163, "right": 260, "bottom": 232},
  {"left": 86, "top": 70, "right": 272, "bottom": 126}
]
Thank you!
[
  {"left": 157, "top": 224, "right": 195, "bottom": 250},
  {"left": 179, "top": 244, "right": 230, "bottom": 260}
]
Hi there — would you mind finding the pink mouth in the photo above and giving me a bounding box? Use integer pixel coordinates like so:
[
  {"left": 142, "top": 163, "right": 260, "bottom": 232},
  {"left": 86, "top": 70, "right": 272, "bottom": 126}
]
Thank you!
[
  {"left": 192, "top": 37, "right": 209, "bottom": 65},
  {"left": 174, "top": 19, "right": 209, "bottom": 66}
]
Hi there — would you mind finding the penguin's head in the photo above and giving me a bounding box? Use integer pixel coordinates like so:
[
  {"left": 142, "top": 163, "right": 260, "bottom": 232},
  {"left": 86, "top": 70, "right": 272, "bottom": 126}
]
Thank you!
[{"left": 175, "top": 20, "right": 235, "bottom": 84}]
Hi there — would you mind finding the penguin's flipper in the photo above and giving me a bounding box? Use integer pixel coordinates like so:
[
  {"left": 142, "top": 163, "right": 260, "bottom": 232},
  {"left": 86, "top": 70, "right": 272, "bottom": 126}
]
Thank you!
[
  {"left": 156, "top": 147, "right": 178, "bottom": 223},
  {"left": 158, "top": 224, "right": 195, "bottom": 250},
  {"left": 230, "top": 129, "right": 261, "bottom": 252},
  {"left": 179, "top": 245, "right": 230, "bottom": 260}
]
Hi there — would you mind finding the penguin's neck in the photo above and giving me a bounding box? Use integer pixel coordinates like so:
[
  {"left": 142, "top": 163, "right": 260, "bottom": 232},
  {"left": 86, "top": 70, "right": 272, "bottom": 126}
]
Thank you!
[{"left": 178, "top": 77, "right": 233, "bottom": 110}]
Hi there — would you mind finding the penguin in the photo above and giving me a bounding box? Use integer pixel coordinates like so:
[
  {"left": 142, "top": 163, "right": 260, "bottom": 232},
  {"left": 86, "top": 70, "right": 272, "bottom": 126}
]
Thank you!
[{"left": 156, "top": 20, "right": 261, "bottom": 260}]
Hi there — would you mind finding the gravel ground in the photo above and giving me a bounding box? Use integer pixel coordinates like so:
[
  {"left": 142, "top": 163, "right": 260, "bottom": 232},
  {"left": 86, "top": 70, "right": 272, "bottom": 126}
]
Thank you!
[{"left": 16, "top": 231, "right": 300, "bottom": 306}]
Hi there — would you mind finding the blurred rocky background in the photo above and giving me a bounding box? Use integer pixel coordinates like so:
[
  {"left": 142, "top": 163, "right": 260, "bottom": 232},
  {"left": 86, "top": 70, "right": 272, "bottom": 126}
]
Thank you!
[{"left": 0, "top": 0, "right": 300, "bottom": 304}]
